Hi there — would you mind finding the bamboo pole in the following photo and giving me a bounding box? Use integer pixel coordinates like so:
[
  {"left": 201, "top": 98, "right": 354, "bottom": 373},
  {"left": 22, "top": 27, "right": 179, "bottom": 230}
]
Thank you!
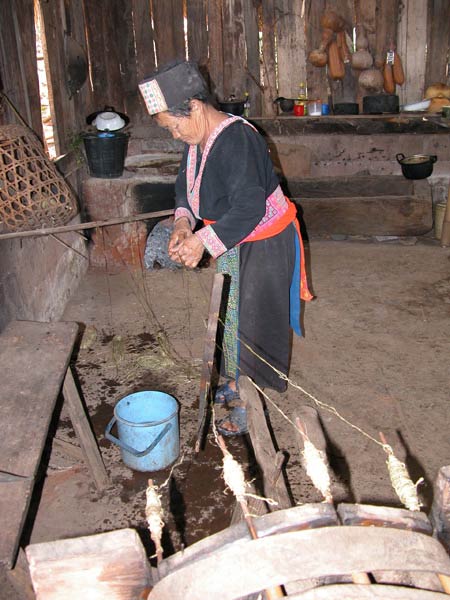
[
  {"left": 440, "top": 185, "right": 450, "bottom": 247},
  {"left": 0, "top": 209, "right": 175, "bottom": 241}
]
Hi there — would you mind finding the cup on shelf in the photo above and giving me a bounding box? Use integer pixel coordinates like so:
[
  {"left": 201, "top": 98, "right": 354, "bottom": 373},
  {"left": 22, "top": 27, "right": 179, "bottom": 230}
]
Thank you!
[
  {"left": 294, "top": 103, "right": 305, "bottom": 116},
  {"left": 308, "top": 100, "right": 322, "bottom": 116}
]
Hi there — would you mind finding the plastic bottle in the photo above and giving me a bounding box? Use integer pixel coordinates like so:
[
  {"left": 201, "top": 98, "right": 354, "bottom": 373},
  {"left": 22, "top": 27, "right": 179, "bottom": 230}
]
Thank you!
[
  {"left": 243, "top": 92, "right": 250, "bottom": 118},
  {"left": 297, "top": 82, "right": 308, "bottom": 115}
]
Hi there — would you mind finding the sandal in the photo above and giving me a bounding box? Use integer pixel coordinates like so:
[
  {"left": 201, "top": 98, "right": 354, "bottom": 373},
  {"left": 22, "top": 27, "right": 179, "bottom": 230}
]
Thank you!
[
  {"left": 214, "top": 380, "right": 239, "bottom": 405},
  {"left": 216, "top": 406, "right": 248, "bottom": 437}
]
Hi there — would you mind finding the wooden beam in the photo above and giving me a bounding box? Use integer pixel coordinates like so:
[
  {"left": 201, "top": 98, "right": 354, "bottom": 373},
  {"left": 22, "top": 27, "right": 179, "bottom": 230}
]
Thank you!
[
  {"left": 425, "top": 0, "right": 450, "bottom": 90},
  {"left": 397, "top": 0, "right": 428, "bottom": 106},
  {"left": 195, "top": 273, "right": 224, "bottom": 452},
  {"left": 239, "top": 376, "right": 292, "bottom": 510},
  {"left": 261, "top": 0, "right": 277, "bottom": 116},
  {"left": 62, "top": 368, "right": 109, "bottom": 491},
  {"left": 187, "top": 0, "right": 208, "bottom": 69},
  {"left": 275, "top": 0, "right": 307, "bottom": 100},
  {"left": 26, "top": 529, "right": 152, "bottom": 599},
  {"left": 152, "top": 0, "right": 185, "bottom": 65},
  {"left": 0, "top": 208, "right": 174, "bottom": 241},
  {"left": 243, "top": 0, "right": 261, "bottom": 117},
  {"left": 222, "top": 0, "right": 247, "bottom": 99},
  {"left": 207, "top": 0, "right": 224, "bottom": 102}
]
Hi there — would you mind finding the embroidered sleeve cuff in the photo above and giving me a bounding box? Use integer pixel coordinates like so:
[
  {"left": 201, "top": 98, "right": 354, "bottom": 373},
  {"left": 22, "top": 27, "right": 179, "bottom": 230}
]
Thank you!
[
  {"left": 174, "top": 207, "right": 196, "bottom": 230},
  {"left": 196, "top": 225, "right": 227, "bottom": 258}
]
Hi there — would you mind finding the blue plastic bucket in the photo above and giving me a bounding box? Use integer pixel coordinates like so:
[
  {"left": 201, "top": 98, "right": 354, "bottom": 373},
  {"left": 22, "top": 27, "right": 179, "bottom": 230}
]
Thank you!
[{"left": 105, "top": 391, "right": 179, "bottom": 471}]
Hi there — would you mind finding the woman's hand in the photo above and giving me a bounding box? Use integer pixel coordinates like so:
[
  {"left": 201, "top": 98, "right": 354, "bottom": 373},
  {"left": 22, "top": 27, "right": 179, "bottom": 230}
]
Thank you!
[
  {"left": 177, "top": 234, "right": 205, "bottom": 268},
  {"left": 168, "top": 218, "right": 192, "bottom": 263}
]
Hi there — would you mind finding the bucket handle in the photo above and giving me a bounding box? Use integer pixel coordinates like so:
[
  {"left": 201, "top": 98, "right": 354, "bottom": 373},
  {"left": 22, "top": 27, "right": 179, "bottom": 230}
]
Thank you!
[{"left": 104, "top": 418, "right": 172, "bottom": 457}]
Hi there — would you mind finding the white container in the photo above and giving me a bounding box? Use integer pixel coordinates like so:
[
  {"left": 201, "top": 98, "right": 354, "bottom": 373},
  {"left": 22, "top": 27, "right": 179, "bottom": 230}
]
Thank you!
[
  {"left": 308, "top": 101, "right": 322, "bottom": 116},
  {"left": 94, "top": 111, "right": 126, "bottom": 131}
]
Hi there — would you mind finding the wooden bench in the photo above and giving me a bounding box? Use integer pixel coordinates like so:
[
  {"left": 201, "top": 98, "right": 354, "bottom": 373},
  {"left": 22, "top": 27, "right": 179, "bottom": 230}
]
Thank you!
[{"left": 0, "top": 320, "right": 108, "bottom": 588}]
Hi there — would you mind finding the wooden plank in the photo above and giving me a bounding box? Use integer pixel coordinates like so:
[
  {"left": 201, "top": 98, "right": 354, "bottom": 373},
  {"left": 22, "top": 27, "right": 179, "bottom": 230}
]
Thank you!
[
  {"left": 305, "top": 0, "right": 328, "bottom": 107},
  {"left": 14, "top": 0, "right": 43, "bottom": 138},
  {"left": 195, "top": 273, "right": 224, "bottom": 452},
  {"left": 0, "top": 2, "right": 41, "bottom": 135},
  {"left": 64, "top": 0, "right": 91, "bottom": 133},
  {"left": 149, "top": 527, "right": 450, "bottom": 600},
  {"left": 261, "top": 0, "right": 278, "bottom": 116},
  {"left": 26, "top": 528, "right": 152, "bottom": 600},
  {"left": 275, "top": 0, "right": 307, "bottom": 100},
  {"left": 429, "top": 465, "right": 450, "bottom": 553},
  {"left": 207, "top": 0, "right": 224, "bottom": 103},
  {"left": 243, "top": 0, "right": 261, "bottom": 117},
  {"left": 425, "top": 0, "right": 450, "bottom": 90},
  {"left": 288, "top": 584, "right": 450, "bottom": 599},
  {"left": 160, "top": 503, "right": 338, "bottom": 577},
  {"left": 397, "top": 0, "right": 428, "bottom": 106},
  {"left": 326, "top": 0, "right": 356, "bottom": 106},
  {"left": 132, "top": 0, "right": 156, "bottom": 82},
  {"left": 0, "top": 321, "right": 78, "bottom": 568},
  {"left": 240, "top": 376, "right": 292, "bottom": 511},
  {"left": 130, "top": 0, "right": 156, "bottom": 123},
  {"left": 40, "top": 0, "right": 74, "bottom": 154},
  {"left": 186, "top": 0, "right": 208, "bottom": 68},
  {"left": 337, "top": 503, "right": 433, "bottom": 535},
  {"left": 374, "top": 0, "right": 400, "bottom": 68},
  {"left": 296, "top": 193, "right": 433, "bottom": 236},
  {"left": 83, "top": 0, "right": 109, "bottom": 110},
  {"left": 287, "top": 175, "right": 414, "bottom": 197},
  {"left": 152, "top": 0, "right": 185, "bottom": 66},
  {"left": 102, "top": 1, "right": 127, "bottom": 112},
  {"left": 222, "top": 0, "right": 247, "bottom": 100},
  {"left": 62, "top": 368, "right": 108, "bottom": 491},
  {"left": 0, "top": 208, "right": 175, "bottom": 241}
]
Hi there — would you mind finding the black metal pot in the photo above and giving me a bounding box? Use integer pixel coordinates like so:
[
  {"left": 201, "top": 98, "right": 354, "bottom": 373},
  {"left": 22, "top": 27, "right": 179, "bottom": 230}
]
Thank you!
[
  {"left": 218, "top": 100, "right": 245, "bottom": 116},
  {"left": 396, "top": 153, "right": 437, "bottom": 179},
  {"left": 274, "top": 97, "right": 295, "bottom": 112},
  {"left": 332, "top": 102, "right": 359, "bottom": 115},
  {"left": 363, "top": 94, "right": 399, "bottom": 115}
]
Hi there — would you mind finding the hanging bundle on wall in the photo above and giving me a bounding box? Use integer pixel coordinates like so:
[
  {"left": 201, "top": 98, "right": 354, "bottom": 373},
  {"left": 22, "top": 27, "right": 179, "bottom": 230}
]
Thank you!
[{"left": 0, "top": 125, "right": 78, "bottom": 232}]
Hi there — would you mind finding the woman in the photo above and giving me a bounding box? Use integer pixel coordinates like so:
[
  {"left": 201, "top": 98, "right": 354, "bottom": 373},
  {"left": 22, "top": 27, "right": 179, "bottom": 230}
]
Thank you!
[{"left": 139, "top": 61, "right": 312, "bottom": 436}]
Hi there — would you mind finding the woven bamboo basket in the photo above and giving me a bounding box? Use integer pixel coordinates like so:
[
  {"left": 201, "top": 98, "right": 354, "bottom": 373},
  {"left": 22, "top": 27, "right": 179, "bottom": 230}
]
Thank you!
[{"left": 0, "top": 124, "right": 78, "bottom": 232}]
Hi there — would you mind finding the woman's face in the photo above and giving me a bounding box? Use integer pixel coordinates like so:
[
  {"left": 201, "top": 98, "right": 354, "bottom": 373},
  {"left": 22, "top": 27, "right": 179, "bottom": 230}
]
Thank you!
[{"left": 156, "top": 104, "right": 204, "bottom": 146}]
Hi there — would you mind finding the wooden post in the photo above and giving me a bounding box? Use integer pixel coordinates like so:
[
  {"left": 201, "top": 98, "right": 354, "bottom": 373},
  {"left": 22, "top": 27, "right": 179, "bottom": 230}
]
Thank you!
[
  {"left": 240, "top": 376, "right": 292, "bottom": 510},
  {"left": 440, "top": 187, "right": 450, "bottom": 247},
  {"left": 195, "top": 273, "right": 224, "bottom": 452},
  {"left": 62, "top": 367, "right": 109, "bottom": 491},
  {"left": 430, "top": 465, "right": 450, "bottom": 553}
]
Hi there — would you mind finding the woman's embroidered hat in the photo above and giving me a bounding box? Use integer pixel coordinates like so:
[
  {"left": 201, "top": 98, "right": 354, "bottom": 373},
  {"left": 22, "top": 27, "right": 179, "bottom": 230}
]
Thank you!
[{"left": 139, "top": 61, "right": 207, "bottom": 115}]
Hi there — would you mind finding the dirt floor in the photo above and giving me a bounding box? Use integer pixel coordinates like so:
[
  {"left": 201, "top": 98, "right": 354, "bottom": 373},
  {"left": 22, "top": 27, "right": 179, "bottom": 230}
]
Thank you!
[{"left": 2, "top": 234, "right": 450, "bottom": 597}]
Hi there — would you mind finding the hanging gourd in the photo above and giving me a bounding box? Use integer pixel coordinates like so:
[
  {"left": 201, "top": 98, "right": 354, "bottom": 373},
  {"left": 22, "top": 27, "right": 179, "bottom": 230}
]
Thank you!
[
  {"left": 308, "top": 28, "right": 333, "bottom": 68},
  {"left": 352, "top": 25, "right": 373, "bottom": 70}
]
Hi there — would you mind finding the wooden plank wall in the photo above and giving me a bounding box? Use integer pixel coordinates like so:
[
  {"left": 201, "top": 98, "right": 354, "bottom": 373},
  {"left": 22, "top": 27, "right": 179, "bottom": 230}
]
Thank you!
[
  {"left": 0, "top": 1, "right": 42, "bottom": 138},
  {"left": 1, "top": 0, "right": 450, "bottom": 161}
]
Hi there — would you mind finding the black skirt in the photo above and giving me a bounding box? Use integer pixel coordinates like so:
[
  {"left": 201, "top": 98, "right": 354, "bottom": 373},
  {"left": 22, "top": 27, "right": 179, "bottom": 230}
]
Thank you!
[{"left": 224, "top": 223, "right": 296, "bottom": 392}]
